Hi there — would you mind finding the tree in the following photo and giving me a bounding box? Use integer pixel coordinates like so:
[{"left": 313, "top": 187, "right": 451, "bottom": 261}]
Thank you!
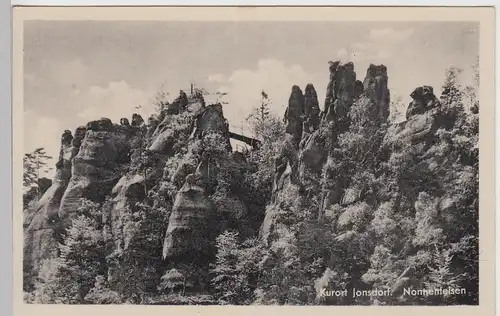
[
  {"left": 210, "top": 231, "right": 264, "bottom": 305},
  {"left": 159, "top": 268, "right": 188, "bottom": 295},
  {"left": 246, "top": 90, "right": 274, "bottom": 140},
  {"left": 104, "top": 194, "right": 171, "bottom": 304},
  {"left": 32, "top": 199, "right": 105, "bottom": 303},
  {"left": 464, "top": 55, "right": 479, "bottom": 113},
  {"left": 84, "top": 275, "right": 122, "bottom": 304},
  {"left": 388, "top": 94, "right": 405, "bottom": 123},
  {"left": 152, "top": 84, "right": 170, "bottom": 114},
  {"left": 23, "top": 147, "right": 52, "bottom": 191},
  {"left": 259, "top": 90, "right": 271, "bottom": 121}
]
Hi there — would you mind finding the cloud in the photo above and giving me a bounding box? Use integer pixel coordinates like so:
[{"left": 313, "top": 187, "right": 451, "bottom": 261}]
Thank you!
[
  {"left": 345, "top": 28, "right": 415, "bottom": 61},
  {"left": 352, "top": 42, "right": 369, "bottom": 50},
  {"left": 40, "top": 58, "right": 90, "bottom": 89},
  {"left": 369, "top": 28, "right": 415, "bottom": 41},
  {"left": 24, "top": 80, "right": 153, "bottom": 174},
  {"left": 24, "top": 58, "right": 93, "bottom": 116},
  {"left": 23, "top": 111, "right": 61, "bottom": 178},
  {"left": 77, "top": 81, "right": 153, "bottom": 123},
  {"left": 205, "top": 58, "right": 320, "bottom": 135},
  {"left": 207, "top": 73, "right": 225, "bottom": 83},
  {"left": 336, "top": 48, "right": 349, "bottom": 57}
]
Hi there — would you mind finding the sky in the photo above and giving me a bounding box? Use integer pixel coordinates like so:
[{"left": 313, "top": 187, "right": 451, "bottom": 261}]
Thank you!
[{"left": 23, "top": 21, "right": 479, "bottom": 178}]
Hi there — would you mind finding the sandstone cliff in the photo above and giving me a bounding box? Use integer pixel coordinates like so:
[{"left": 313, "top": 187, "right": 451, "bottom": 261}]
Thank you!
[{"left": 23, "top": 60, "right": 479, "bottom": 306}]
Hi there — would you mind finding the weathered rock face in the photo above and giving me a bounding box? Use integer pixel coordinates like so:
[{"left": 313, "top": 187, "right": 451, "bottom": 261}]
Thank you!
[
  {"left": 158, "top": 90, "right": 195, "bottom": 122},
  {"left": 284, "top": 85, "right": 305, "bottom": 144},
  {"left": 71, "top": 126, "right": 86, "bottom": 149},
  {"left": 23, "top": 60, "right": 470, "bottom": 303},
  {"left": 333, "top": 62, "right": 356, "bottom": 131},
  {"left": 120, "top": 118, "right": 130, "bottom": 126},
  {"left": 58, "top": 118, "right": 138, "bottom": 223},
  {"left": 325, "top": 61, "right": 341, "bottom": 115},
  {"left": 323, "top": 61, "right": 357, "bottom": 131},
  {"left": 384, "top": 86, "right": 443, "bottom": 148},
  {"left": 354, "top": 80, "right": 364, "bottom": 100},
  {"left": 362, "top": 64, "right": 390, "bottom": 122},
  {"left": 406, "top": 86, "right": 440, "bottom": 120},
  {"left": 147, "top": 115, "right": 160, "bottom": 136},
  {"left": 162, "top": 168, "right": 215, "bottom": 261},
  {"left": 24, "top": 87, "right": 262, "bottom": 293},
  {"left": 303, "top": 84, "right": 321, "bottom": 135},
  {"left": 274, "top": 83, "right": 321, "bottom": 197},
  {"left": 163, "top": 101, "right": 234, "bottom": 262},
  {"left": 166, "top": 90, "right": 189, "bottom": 115},
  {"left": 37, "top": 178, "right": 52, "bottom": 196},
  {"left": 262, "top": 61, "right": 390, "bottom": 241},
  {"left": 102, "top": 99, "right": 212, "bottom": 286},
  {"left": 131, "top": 114, "right": 145, "bottom": 127},
  {"left": 298, "top": 129, "right": 327, "bottom": 191},
  {"left": 192, "top": 103, "right": 229, "bottom": 137},
  {"left": 261, "top": 79, "right": 327, "bottom": 240},
  {"left": 149, "top": 96, "right": 206, "bottom": 155},
  {"left": 24, "top": 128, "right": 82, "bottom": 273},
  {"left": 150, "top": 118, "right": 181, "bottom": 155}
]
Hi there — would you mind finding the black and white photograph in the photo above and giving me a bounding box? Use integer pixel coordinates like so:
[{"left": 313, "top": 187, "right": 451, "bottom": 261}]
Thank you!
[{"left": 15, "top": 6, "right": 495, "bottom": 310}]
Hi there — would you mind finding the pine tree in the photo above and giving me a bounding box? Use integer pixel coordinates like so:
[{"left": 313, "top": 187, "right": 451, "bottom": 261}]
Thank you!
[
  {"left": 105, "top": 196, "right": 170, "bottom": 303},
  {"left": 23, "top": 147, "right": 52, "bottom": 191},
  {"left": 210, "top": 231, "right": 249, "bottom": 304},
  {"left": 210, "top": 231, "right": 265, "bottom": 305},
  {"left": 32, "top": 199, "right": 105, "bottom": 303},
  {"left": 259, "top": 90, "right": 270, "bottom": 121}
]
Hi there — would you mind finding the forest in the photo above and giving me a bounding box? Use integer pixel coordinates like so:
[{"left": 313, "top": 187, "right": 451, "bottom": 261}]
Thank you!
[{"left": 23, "top": 59, "right": 479, "bottom": 305}]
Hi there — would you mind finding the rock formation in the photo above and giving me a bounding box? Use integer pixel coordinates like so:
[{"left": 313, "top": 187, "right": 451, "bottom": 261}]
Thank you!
[
  {"left": 131, "top": 113, "right": 145, "bottom": 127},
  {"left": 261, "top": 61, "right": 390, "bottom": 242},
  {"left": 362, "top": 64, "right": 390, "bottom": 122},
  {"left": 58, "top": 118, "right": 138, "bottom": 224},
  {"left": 324, "top": 61, "right": 357, "bottom": 130},
  {"left": 162, "top": 102, "right": 233, "bottom": 261},
  {"left": 284, "top": 85, "right": 305, "bottom": 144},
  {"left": 24, "top": 127, "right": 83, "bottom": 274},
  {"left": 120, "top": 118, "right": 130, "bottom": 126},
  {"left": 303, "top": 84, "right": 321, "bottom": 135},
  {"left": 23, "top": 59, "right": 478, "bottom": 306},
  {"left": 162, "top": 164, "right": 215, "bottom": 261}
]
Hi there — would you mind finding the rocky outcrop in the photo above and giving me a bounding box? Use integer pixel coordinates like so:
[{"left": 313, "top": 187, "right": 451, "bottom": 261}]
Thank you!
[
  {"left": 166, "top": 90, "right": 189, "bottom": 115},
  {"left": 362, "top": 64, "right": 390, "bottom": 122},
  {"left": 120, "top": 118, "right": 130, "bottom": 126},
  {"left": 261, "top": 61, "right": 391, "bottom": 241},
  {"left": 24, "top": 58, "right": 474, "bottom": 304},
  {"left": 24, "top": 127, "right": 83, "bottom": 272},
  {"left": 323, "top": 61, "right": 357, "bottom": 131},
  {"left": 354, "top": 80, "right": 364, "bottom": 100},
  {"left": 332, "top": 62, "right": 356, "bottom": 131},
  {"left": 324, "top": 61, "right": 340, "bottom": 117},
  {"left": 58, "top": 118, "right": 138, "bottom": 223},
  {"left": 149, "top": 95, "right": 206, "bottom": 155},
  {"left": 191, "top": 103, "right": 229, "bottom": 137},
  {"left": 71, "top": 126, "right": 86, "bottom": 149},
  {"left": 406, "top": 86, "right": 440, "bottom": 120},
  {"left": 384, "top": 86, "right": 443, "bottom": 148},
  {"left": 37, "top": 178, "right": 52, "bottom": 196},
  {"left": 284, "top": 86, "right": 305, "bottom": 144},
  {"left": 131, "top": 114, "right": 145, "bottom": 127},
  {"left": 298, "top": 129, "right": 327, "bottom": 191},
  {"left": 162, "top": 166, "right": 216, "bottom": 261},
  {"left": 147, "top": 115, "right": 160, "bottom": 136},
  {"left": 163, "top": 100, "right": 234, "bottom": 261},
  {"left": 303, "top": 84, "right": 321, "bottom": 135}
]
